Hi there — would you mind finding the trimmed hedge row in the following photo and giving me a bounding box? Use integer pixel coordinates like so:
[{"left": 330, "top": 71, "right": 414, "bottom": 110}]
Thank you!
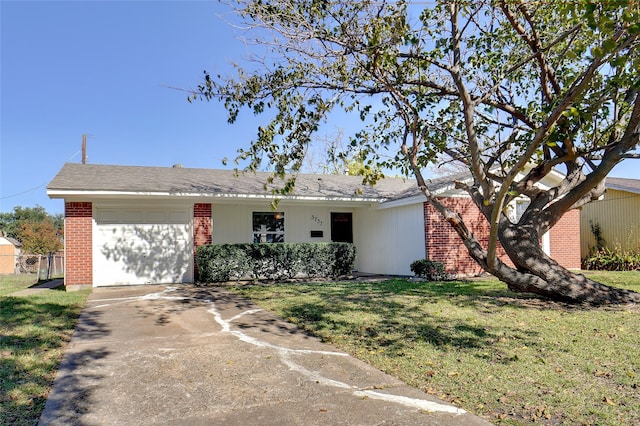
[{"left": 196, "top": 242, "right": 357, "bottom": 282}]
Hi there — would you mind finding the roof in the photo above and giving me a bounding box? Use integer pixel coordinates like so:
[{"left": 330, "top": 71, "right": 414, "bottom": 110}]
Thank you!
[
  {"left": 606, "top": 177, "right": 640, "bottom": 195},
  {"left": 0, "top": 236, "right": 22, "bottom": 247},
  {"left": 49, "top": 163, "right": 465, "bottom": 203}
]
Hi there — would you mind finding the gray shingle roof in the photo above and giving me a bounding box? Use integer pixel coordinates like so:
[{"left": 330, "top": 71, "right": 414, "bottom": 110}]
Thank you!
[
  {"left": 46, "top": 163, "right": 401, "bottom": 200},
  {"left": 606, "top": 177, "right": 640, "bottom": 194},
  {"left": 0, "top": 236, "right": 22, "bottom": 247},
  {"left": 47, "top": 163, "right": 463, "bottom": 202}
]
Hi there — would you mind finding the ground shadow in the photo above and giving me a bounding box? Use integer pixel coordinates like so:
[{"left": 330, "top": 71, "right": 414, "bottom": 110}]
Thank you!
[
  {"left": 195, "top": 286, "right": 319, "bottom": 340},
  {"left": 226, "top": 279, "right": 562, "bottom": 361},
  {"left": 72, "top": 309, "right": 112, "bottom": 341},
  {"left": 38, "top": 347, "right": 111, "bottom": 425},
  {"left": 0, "top": 296, "right": 110, "bottom": 425},
  {"left": 36, "top": 306, "right": 112, "bottom": 424}
]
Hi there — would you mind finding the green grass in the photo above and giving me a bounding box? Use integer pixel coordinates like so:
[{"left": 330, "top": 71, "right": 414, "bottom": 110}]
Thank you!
[
  {"left": 0, "top": 276, "right": 89, "bottom": 425},
  {"left": 232, "top": 271, "right": 640, "bottom": 425},
  {"left": 0, "top": 275, "right": 38, "bottom": 297}
]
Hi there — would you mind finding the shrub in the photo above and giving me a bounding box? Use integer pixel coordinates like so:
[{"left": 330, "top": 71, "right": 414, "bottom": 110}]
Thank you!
[
  {"left": 248, "top": 243, "right": 299, "bottom": 280},
  {"left": 196, "top": 242, "right": 356, "bottom": 282},
  {"left": 410, "top": 258, "right": 448, "bottom": 281},
  {"left": 297, "top": 243, "right": 332, "bottom": 277},
  {"left": 330, "top": 242, "right": 357, "bottom": 278},
  {"left": 589, "top": 220, "right": 606, "bottom": 252},
  {"left": 196, "top": 244, "right": 251, "bottom": 281},
  {"left": 583, "top": 247, "right": 640, "bottom": 271}
]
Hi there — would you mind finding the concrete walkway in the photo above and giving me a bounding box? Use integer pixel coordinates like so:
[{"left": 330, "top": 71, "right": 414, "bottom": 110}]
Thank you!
[
  {"left": 9, "top": 278, "right": 64, "bottom": 296},
  {"left": 40, "top": 284, "right": 491, "bottom": 425}
]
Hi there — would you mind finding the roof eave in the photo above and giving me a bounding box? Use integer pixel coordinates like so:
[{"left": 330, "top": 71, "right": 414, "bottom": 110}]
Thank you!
[
  {"left": 606, "top": 183, "right": 640, "bottom": 195},
  {"left": 379, "top": 183, "right": 469, "bottom": 209},
  {"left": 46, "top": 189, "right": 387, "bottom": 204}
]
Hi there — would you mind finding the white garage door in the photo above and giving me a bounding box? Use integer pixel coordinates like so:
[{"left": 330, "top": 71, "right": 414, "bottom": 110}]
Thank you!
[{"left": 94, "top": 207, "right": 193, "bottom": 286}]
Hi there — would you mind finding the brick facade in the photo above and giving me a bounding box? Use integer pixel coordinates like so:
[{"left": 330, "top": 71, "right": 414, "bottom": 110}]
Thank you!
[
  {"left": 423, "top": 199, "right": 581, "bottom": 275},
  {"left": 193, "top": 203, "right": 212, "bottom": 280},
  {"left": 64, "top": 202, "right": 93, "bottom": 290},
  {"left": 423, "top": 198, "right": 511, "bottom": 275},
  {"left": 548, "top": 208, "right": 581, "bottom": 269}
]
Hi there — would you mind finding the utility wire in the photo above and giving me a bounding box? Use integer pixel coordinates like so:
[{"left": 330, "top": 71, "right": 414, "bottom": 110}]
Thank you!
[
  {"left": 0, "top": 150, "right": 81, "bottom": 200},
  {"left": 0, "top": 184, "right": 46, "bottom": 200}
]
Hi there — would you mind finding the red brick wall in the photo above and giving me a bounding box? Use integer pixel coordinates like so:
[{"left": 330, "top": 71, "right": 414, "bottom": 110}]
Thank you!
[
  {"left": 423, "top": 199, "right": 581, "bottom": 275},
  {"left": 424, "top": 198, "right": 512, "bottom": 275},
  {"left": 549, "top": 208, "right": 581, "bottom": 269},
  {"left": 193, "top": 203, "right": 212, "bottom": 279},
  {"left": 65, "top": 202, "right": 93, "bottom": 289}
]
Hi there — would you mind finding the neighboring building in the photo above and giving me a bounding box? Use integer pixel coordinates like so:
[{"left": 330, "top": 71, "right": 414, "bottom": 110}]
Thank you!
[
  {"left": 0, "top": 233, "right": 23, "bottom": 274},
  {"left": 580, "top": 177, "right": 640, "bottom": 259},
  {"left": 47, "top": 163, "right": 581, "bottom": 290}
]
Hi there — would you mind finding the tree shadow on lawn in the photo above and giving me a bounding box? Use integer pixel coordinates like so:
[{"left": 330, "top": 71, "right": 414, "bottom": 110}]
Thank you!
[
  {"left": 249, "top": 279, "right": 587, "bottom": 361},
  {"left": 346, "top": 278, "right": 594, "bottom": 311},
  {"left": 280, "top": 299, "right": 534, "bottom": 361},
  {"left": 239, "top": 279, "right": 640, "bottom": 425}
]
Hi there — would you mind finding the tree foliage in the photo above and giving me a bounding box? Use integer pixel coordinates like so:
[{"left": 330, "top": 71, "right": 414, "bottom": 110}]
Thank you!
[
  {"left": 0, "top": 206, "right": 64, "bottom": 252},
  {"left": 193, "top": 0, "right": 640, "bottom": 303},
  {"left": 302, "top": 130, "right": 379, "bottom": 177},
  {"left": 19, "top": 220, "right": 63, "bottom": 255}
]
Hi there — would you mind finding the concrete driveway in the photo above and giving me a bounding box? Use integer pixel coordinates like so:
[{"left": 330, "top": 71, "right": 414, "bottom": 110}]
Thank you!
[{"left": 40, "top": 284, "right": 491, "bottom": 425}]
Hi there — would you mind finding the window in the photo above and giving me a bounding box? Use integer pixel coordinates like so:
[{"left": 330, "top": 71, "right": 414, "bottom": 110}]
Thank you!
[
  {"left": 508, "top": 200, "right": 531, "bottom": 223},
  {"left": 252, "top": 212, "right": 284, "bottom": 243}
]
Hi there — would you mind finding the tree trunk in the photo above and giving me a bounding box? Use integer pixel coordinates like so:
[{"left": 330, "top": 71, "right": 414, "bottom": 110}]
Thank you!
[
  {"left": 493, "top": 222, "right": 640, "bottom": 304},
  {"left": 416, "top": 171, "right": 640, "bottom": 305}
]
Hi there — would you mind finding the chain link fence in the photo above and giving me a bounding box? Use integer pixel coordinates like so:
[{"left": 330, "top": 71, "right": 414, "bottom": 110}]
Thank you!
[{"left": 0, "top": 254, "right": 64, "bottom": 281}]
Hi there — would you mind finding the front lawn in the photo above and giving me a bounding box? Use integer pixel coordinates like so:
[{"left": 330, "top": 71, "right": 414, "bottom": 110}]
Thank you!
[
  {"left": 0, "top": 277, "right": 89, "bottom": 425},
  {"left": 232, "top": 271, "right": 640, "bottom": 425},
  {"left": 0, "top": 275, "right": 38, "bottom": 297}
]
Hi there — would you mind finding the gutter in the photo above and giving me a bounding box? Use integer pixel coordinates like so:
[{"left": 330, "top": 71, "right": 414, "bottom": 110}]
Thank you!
[{"left": 46, "top": 189, "right": 387, "bottom": 204}]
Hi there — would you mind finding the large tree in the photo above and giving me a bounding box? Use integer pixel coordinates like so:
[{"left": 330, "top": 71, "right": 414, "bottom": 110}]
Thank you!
[{"left": 193, "top": 0, "right": 640, "bottom": 304}]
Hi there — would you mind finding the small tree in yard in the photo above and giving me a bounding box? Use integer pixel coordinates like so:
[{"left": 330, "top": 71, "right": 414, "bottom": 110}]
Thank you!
[
  {"left": 0, "top": 205, "right": 63, "bottom": 240},
  {"left": 19, "top": 220, "right": 63, "bottom": 255},
  {"left": 192, "top": 1, "right": 640, "bottom": 304}
]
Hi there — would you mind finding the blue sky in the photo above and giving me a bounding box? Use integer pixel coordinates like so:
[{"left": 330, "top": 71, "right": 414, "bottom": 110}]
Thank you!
[
  {"left": 1, "top": 0, "right": 262, "bottom": 214},
  {"left": 1, "top": 1, "right": 638, "bottom": 215}
]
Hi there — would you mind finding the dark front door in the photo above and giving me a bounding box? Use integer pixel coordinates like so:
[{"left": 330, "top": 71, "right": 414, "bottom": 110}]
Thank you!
[{"left": 331, "top": 212, "right": 353, "bottom": 243}]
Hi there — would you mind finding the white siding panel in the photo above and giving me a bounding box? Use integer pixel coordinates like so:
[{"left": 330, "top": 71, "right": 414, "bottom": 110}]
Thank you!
[
  {"left": 285, "top": 205, "right": 334, "bottom": 242},
  {"left": 580, "top": 189, "right": 640, "bottom": 258},
  {"left": 212, "top": 203, "right": 341, "bottom": 244},
  {"left": 355, "top": 204, "right": 425, "bottom": 276},
  {"left": 212, "top": 204, "right": 252, "bottom": 243}
]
